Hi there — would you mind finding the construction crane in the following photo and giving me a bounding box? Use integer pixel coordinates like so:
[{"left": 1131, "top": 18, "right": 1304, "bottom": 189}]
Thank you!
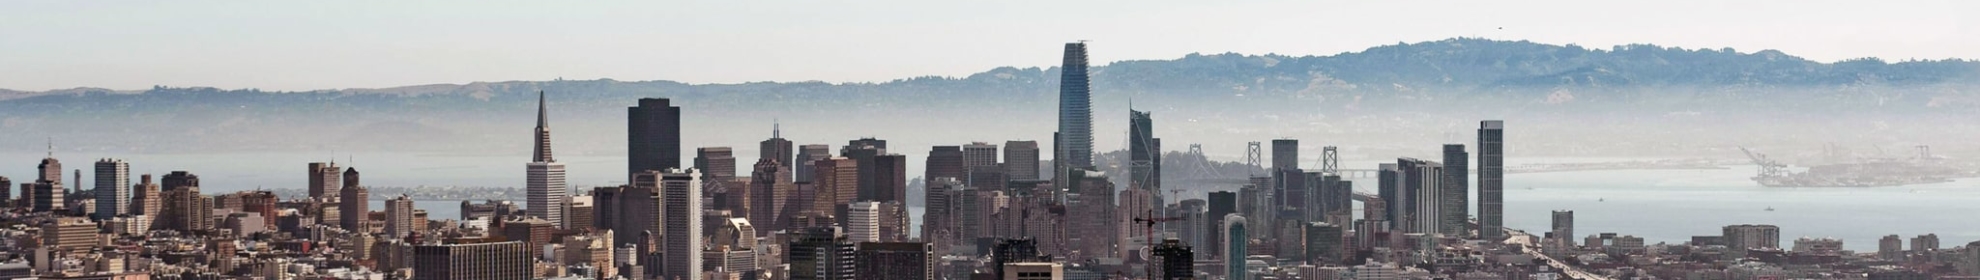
[{"left": 1131, "top": 209, "right": 1185, "bottom": 279}]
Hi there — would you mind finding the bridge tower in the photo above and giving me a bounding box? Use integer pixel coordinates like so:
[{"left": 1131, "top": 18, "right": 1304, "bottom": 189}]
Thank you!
[{"left": 1244, "top": 142, "right": 1262, "bottom": 176}]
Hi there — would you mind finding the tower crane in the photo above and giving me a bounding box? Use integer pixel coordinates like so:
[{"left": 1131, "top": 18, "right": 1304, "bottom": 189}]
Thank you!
[{"left": 1131, "top": 209, "right": 1185, "bottom": 279}]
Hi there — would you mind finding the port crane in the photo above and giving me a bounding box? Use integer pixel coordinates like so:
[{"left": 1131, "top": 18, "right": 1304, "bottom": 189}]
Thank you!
[{"left": 1739, "top": 146, "right": 1788, "bottom": 178}]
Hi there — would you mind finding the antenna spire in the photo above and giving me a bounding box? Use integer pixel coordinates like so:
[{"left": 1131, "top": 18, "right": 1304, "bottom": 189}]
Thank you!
[
  {"left": 774, "top": 119, "right": 781, "bottom": 139},
  {"left": 46, "top": 137, "right": 52, "bottom": 157}
]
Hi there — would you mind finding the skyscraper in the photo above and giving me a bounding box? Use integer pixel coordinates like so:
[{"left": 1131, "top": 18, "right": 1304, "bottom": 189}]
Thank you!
[
  {"left": 1398, "top": 158, "right": 1444, "bottom": 235},
  {"left": 1206, "top": 191, "right": 1236, "bottom": 259},
  {"left": 629, "top": 98, "right": 683, "bottom": 175},
  {"left": 789, "top": 226, "right": 856, "bottom": 280},
  {"left": 795, "top": 144, "right": 832, "bottom": 183},
  {"left": 695, "top": 147, "right": 738, "bottom": 182},
  {"left": 159, "top": 172, "right": 211, "bottom": 232},
  {"left": 0, "top": 176, "right": 9, "bottom": 208},
  {"left": 93, "top": 158, "right": 129, "bottom": 220},
  {"left": 659, "top": 168, "right": 703, "bottom": 280},
  {"left": 1129, "top": 109, "right": 1161, "bottom": 195},
  {"left": 39, "top": 152, "right": 62, "bottom": 185},
  {"left": 30, "top": 180, "right": 61, "bottom": 212},
  {"left": 133, "top": 174, "right": 159, "bottom": 217},
  {"left": 529, "top": 91, "right": 568, "bottom": 228},
  {"left": 1552, "top": 210, "right": 1575, "bottom": 246},
  {"left": 1224, "top": 214, "right": 1249, "bottom": 280},
  {"left": 761, "top": 122, "right": 795, "bottom": 174},
  {"left": 846, "top": 201, "right": 881, "bottom": 242},
  {"left": 750, "top": 158, "right": 794, "bottom": 236},
  {"left": 308, "top": 162, "right": 341, "bottom": 201},
  {"left": 1441, "top": 144, "right": 1469, "bottom": 237},
  {"left": 926, "top": 146, "right": 965, "bottom": 181},
  {"left": 1377, "top": 163, "right": 1401, "bottom": 230},
  {"left": 1004, "top": 141, "right": 1041, "bottom": 181},
  {"left": 1306, "top": 222, "right": 1345, "bottom": 265},
  {"left": 411, "top": 241, "right": 531, "bottom": 280},
  {"left": 1724, "top": 224, "right": 1781, "bottom": 258},
  {"left": 1056, "top": 42, "right": 1094, "bottom": 170},
  {"left": 1153, "top": 238, "right": 1194, "bottom": 280},
  {"left": 873, "top": 154, "right": 908, "bottom": 204},
  {"left": 599, "top": 172, "right": 664, "bottom": 253},
  {"left": 1271, "top": 139, "right": 1299, "bottom": 172},
  {"left": 384, "top": 194, "right": 415, "bottom": 238},
  {"left": 812, "top": 157, "right": 858, "bottom": 215},
  {"left": 162, "top": 171, "right": 199, "bottom": 193},
  {"left": 341, "top": 168, "right": 369, "bottom": 231},
  {"left": 962, "top": 142, "right": 1000, "bottom": 171},
  {"left": 1478, "top": 120, "right": 1505, "bottom": 240}
]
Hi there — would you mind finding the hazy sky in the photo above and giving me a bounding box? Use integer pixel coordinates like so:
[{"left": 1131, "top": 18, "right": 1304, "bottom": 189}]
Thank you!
[{"left": 3, "top": 0, "right": 1975, "bottom": 91}]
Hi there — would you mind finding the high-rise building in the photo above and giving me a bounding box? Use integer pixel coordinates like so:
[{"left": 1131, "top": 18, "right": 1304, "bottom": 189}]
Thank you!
[
  {"left": 565, "top": 194, "right": 594, "bottom": 230},
  {"left": 629, "top": 98, "right": 683, "bottom": 175},
  {"left": 1440, "top": 144, "right": 1468, "bottom": 237},
  {"left": 1306, "top": 222, "right": 1345, "bottom": 265},
  {"left": 811, "top": 158, "right": 858, "bottom": 215},
  {"left": 926, "top": 146, "right": 965, "bottom": 182},
  {"left": 846, "top": 201, "right": 881, "bottom": 243},
  {"left": 1913, "top": 234, "right": 1940, "bottom": 253},
  {"left": 1224, "top": 214, "right": 1249, "bottom": 280},
  {"left": 1314, "top": 174, "right": 1353, "bottom": 225},
  {"left": 308, "top": 162, "right": 341, "bottom": 201},
  {"left": 761, "top": 122, "right": 794, "bottom": 174},
  {"left": 597, "top": 173, "right": 664, "bottom": 254},
  {"left": 528, "top": 91, "right": 568, "bottom": 228},
  {"left": 0, "top": 176, "right": 9, "bottom": 208},
  {"left": 133, "top": 174, "right": 160, "bottom": 216},
  {"left": 1377, "top": 163, "right": 1401, "bottom": 230},
  {"left": 1271, "top": 139, "right": 1299, "bottom": 172},
  {"left": 92, "top": 158, "right": 130, "bottom": 220},
  {"left": 1003, "top": 262, "right": 1064, "bottom": 280},
  {"left": 1724, "top": 224, "right": 1781, "bottom": 258},
  {"left": 39, "top": 153, "right": 62, "bottom": 185},
  {"left": 1152, "top": 238, "right": 1193, "bottom": 280},
  {"left": 696, "top": 147, "right": 738, "bottom": 182},
  {"left": 1552, "top": 210, "right": 1575, "bottom": 246},
  {"left": 162, "top": 171, "right": 198, "bottom": 193},
  {"left": 501, "top": 218, "right": 556, "bottom": 258},
  {"left": 341, "top": 168, "right": 369, "bottom": 231},
  {"left": 1129, "top": 109, "right": 1161, "bottom": 196},
  {"left": 1206, "top": 191, "right": 1237, "bottom": 259},
  {"left": 1398, "top": 158, "right": 1445, "bottom": 235},
  {"left": 1004, "top": 141, "right": 1041, "bottom": 181},
  {"left": 1056, "top": 42, "right": 1094, "bottom": 170},
  {"left": 875, "top": 154, "right": 907, "bottom": 203},
  {"left": 159, "top": 173, "right": 212, "bottom": 232},
  {"left": 750, "top": 158, "right": 794, "bottom": 236},
  {"left": 30, "top": 180, "right": 62, "bottom": 212},
  {"left": 1879, "top": 235, "right": 1905, "bottom": 260},
  {"left": 789, "top": 226, "right": 856, "bottom": 280},
  {"left": 412, "top": 241, "right": 532, "bottom": 280},
  {"left": 854, "top": 242, "right": 933, "bottom": 280},
  {"left": 1477, "top": 120, "right": 1505, "bottom": 240},
  {"left": 385, "top": 194, "right": 416, "bottom": 238},
  {"left": 659, "top": 169, "right": 703, "bottom": 280},
  {"left": 963, "top": 142, "right": 1000, "bottom": 171},
  {"left": 795, "top": 144, "right": 832, "bottom": 183},
  {"left": 1066, "top": 169, "right": 1117, "bottom": 258}
]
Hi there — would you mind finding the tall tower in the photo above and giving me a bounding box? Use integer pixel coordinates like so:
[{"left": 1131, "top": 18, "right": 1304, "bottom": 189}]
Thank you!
[
  {"left": 760, "top": 122, "right": 795, "bottom": 179},
  {"left": 341, "top": 168, "right": 369, "bottom": 231},
  {"left": 529, "top": 91, "right": 568, "bottom": 227},
  {"left": 1440, "top": 144, "right": 1470, "bottom": 237},
  {"left": 1223, "top": 214, "right": 1249, "bottom": 280},
  {"left": 628, "top": 98, "right": 683, "bottom": 175},
  {"left": 659, "top": 169, "right": 703, "bottom": 280},
  {"left": 1056, "top": 42, "right": 1094, "bottom": 170},
  {"left": 1002, "top": 141, "right": 1041, "bottom": 181},
  {"left": 308, "top": 162, "right": 341, "bottom": 201},
  {"left": 93, "top": 158, "right": 130, "bottom": 220},
  {"left": 39, "top": 142, "right": 61, "bottom": 185},
  {"left": 1478, "top": 120, "right": 1505, "bottom": 240},
  {"left": 384, "top": 194, "right": 415, "bottom": 238},
  {"left": 1129, "top": 109, "right": 1161, "bottom": 195}
]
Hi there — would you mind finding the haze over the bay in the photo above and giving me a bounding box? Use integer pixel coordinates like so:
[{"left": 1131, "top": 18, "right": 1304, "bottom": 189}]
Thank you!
[{"left": 3, "top": 0, "right": 1977, "bottom": 91}]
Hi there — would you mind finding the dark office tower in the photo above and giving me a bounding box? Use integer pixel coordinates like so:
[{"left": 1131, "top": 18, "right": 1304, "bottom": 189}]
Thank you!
[
  {"left": 921, "top": 178, "right": 960, "bottom": 247},
  {"left": 341, "top": 168, "right": 369, "bottom": 231},
  {"left": 133, "top": 175, "right": 159, "bottom": 216},
  {"left": 1206, "top": 191, "right": 1237, "bottom": 260},
  {"left": 1397, "top": 158, "right": 1445, "bottom": 235},
  {"left": 696, "top": 147, "right": 738, "bottom": 182},
  {"left": 93, "top": 158, "right": 130, "bottom": 220},
  {"left": 30, "top": 180, "right": 61, "bottom": 212},
  {"left": 1151, "top": 238, "right": 1194, "bottom": 279},
  {"left": 991, "top": 238, "right": 1049, "bottom": 280},
  {"left": 1306, "top": 222, "right": 1345, "bottom": 265},
  {"left": 1477, "top": 120, "right": 1506, "bottom": 240},
  {"left": 926, "top": 146, "right": 965, "bottom": 181},
  {"left": 13, "top": 180, "right": 27, "bottom": 209},
  {"left": 1004, "top": 141, "right": 1042, "bottom": 181},
  {"left": 659, "top": 169, "right": 704, "bottom": 279},
  {"left": 761, "top": 123, "right": 794, "bottom": 172},
  {"left": 1270, "top": 139, "right": 1299, "bottom": 172},
  {"left": 307, "top": 162, "right": 341, "bottom": 201},
  {"left": 873, "top": 154, "right": 908, "bottom": 203},
  {"left": 790, "top": 227, "right": 856, "bottom": 280},
  {"left": 596, "top": 174, "right": 663, "bottom": 251},
  {"left": 160, "top": 173, "right": 212, "bottom": 232},
  {"left": 1376, "top": 163, "right": 1401, "bottom": 229},
  {"left": 1314, "top": 174, "right": 1354, "bottom": 225},
  {"left": 962, "top": 142, "right": 999, "bottom": 170},
  {"left": 161, "top": 171, "right": 199, "bottom": 193},
  {"left": 1552, "top": 210, "right": 1575, "bottom": 246},
  {"left": 854, "top": 242, "right": 933, "bottom": 280},
  {"left": 840, "top": 139, "right": 890, "bottom": 202},
  {"left": 794, "top": 144, "right": 832, "bottom": 183},
  {"left": 847, "top": 138, "right": 888, "bottom": 151},
  {"left": 1129, "top": 109, "right": 1161, "bottom": 193},
  {"left": 629, "top": 98, "right": 683, "bottom": 175},
  {"left": 1440, "top": 144, "right": 1469, "bottom": 237},
  {"left": 1056, "top": 42, "right": 1095, "bottom": 170},
  {"left": 411, "top": 241, "right": 531, "bottom": 280},
  {"left": 0, "top": 176, "right": 9, "bottom": 207},
  {"left": 751, "top": 159, "right": 794, "bottom": 236},
  {"left": 811, "top": 158, "right": 858, "bottom": 215}
]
